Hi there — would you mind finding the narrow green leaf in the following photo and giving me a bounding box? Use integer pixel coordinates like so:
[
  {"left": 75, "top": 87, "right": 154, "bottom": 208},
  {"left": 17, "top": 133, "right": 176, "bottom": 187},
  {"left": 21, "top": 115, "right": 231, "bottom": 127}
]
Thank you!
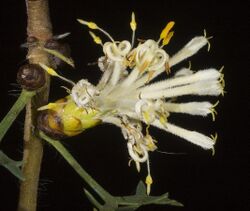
[
  {"left": 0, "top": 150, "right": 24, "bottom": 181},
  {"left": 42, "top": 47, "right": 75, "bottom": 67},
  {"left": 135, "top": 181, "right": 146, "bottom": 196},
  {"left": 116, "top": 205, "right": 140, "bottom": 211},
  {"left": 84, "top": 189, "right": 102, "bottom": 209}
]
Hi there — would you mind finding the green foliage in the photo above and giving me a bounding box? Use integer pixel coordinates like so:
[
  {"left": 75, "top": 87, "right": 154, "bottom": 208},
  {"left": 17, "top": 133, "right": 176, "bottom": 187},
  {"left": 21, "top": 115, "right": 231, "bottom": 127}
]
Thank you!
[
  {"left": 0, "top": 150, "right": 24, "bottom": 181},
  {"left": 41, "top": 132, "right": 183, "bottom": 210},
  {"left": 84, "top": 181, "right": 183, "bottom": 210},
  {"left": 0, "top": 90, "right": 35, "bottom": 180}
]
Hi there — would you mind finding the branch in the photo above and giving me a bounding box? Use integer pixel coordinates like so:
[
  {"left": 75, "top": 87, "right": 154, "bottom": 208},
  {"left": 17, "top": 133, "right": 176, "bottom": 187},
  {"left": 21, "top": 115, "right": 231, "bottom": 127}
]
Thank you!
[{"left": 17, "top": 0, "right": 52, "bottom": 211}]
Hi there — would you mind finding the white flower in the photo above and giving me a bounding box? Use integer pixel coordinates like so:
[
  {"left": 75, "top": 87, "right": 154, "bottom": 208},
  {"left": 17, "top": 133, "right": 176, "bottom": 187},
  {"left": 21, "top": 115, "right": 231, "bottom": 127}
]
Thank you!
[{"left": 41, "top": 13, "right": 224, "bottom": 195}]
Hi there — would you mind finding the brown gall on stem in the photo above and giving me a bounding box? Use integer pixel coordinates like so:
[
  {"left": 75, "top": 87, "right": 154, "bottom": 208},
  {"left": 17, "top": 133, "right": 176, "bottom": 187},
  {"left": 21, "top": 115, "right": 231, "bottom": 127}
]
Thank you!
[{"left": 17, "top": 64, "right": 46, "bottom": 91}]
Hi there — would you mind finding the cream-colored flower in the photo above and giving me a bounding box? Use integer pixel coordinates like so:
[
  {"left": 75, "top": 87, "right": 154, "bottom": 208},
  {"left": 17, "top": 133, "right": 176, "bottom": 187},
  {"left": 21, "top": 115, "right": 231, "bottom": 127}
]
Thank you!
[{"left": 41, "top": 13, "right": 224, "bottom": 195}]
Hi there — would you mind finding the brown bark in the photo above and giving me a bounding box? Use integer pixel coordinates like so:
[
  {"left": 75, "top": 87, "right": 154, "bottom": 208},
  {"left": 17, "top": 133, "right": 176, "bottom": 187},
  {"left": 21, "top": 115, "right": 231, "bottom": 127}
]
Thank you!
[{"left": 17, "top": 1, "right": 52, "bottom": 211}]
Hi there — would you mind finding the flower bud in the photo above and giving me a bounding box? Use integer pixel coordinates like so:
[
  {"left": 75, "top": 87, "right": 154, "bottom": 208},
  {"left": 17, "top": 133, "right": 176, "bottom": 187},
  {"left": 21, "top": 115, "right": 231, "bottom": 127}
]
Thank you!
[{"left": 37, "top": 110, "right": 67, "bottom": 140}]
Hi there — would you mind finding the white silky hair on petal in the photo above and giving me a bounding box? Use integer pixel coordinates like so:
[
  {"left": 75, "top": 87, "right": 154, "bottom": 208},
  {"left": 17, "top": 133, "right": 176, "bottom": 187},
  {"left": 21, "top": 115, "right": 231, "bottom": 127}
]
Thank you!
[
  {"left": 133, "top": 66, "right": 165, "bottom": 89},
  {"left": 151, "top": 120, "right": 215, "bottom": 149},
  {"left": 121, "top": 66, "right": 140, "bottom": 87},
  {"left": 140, "top": 79, "right": 222, "bottom": 99},
  {"left": 169, "top": 36, "right": 208, "bottom": 67},
  {"left": 139, "top": 68, "right": 221, "bottom": 93},
  {"left": 109, "top": 61, "right": 123, "bottom": 85},
  {"left": 96, "top": 68, "right": 221, "bottom": 114},
  {"left": 95, "top": 89, "right": 138, "bottom": 114},
  {"left": 164, "top": 102, "right": 213, "bottom": 116},
  {"left": 97, "top": 67, "right": 112, "bottom": 89}
]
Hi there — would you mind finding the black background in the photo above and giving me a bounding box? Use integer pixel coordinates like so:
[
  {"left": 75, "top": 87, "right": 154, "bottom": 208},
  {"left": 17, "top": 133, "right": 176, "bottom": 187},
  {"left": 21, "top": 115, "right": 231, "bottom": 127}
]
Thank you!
[{"left": 0, "top": 0, "right": 249, "bottom": 211}]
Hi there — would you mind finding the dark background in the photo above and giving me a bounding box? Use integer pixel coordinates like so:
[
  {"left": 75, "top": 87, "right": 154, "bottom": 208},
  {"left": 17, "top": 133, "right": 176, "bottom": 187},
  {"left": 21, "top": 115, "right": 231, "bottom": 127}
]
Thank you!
[{"left": 0, "top": 0, "right": 249, "bottom": 210}]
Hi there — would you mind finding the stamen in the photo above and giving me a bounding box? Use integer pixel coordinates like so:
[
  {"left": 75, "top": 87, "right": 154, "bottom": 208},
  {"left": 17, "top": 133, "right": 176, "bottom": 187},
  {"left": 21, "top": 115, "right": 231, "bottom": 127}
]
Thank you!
[
  {"left": 135, "top": 161, "right": 141, "bottom": 172},
  {"left": 89, "top": 31, "right": 103, "bottom": 45},
  {"left": 209, "top": 101, "right": 219, "bottom": 121},
  {"left": 77, "top": 19, "right": 115, "bottom": 43},
  {"left": 158, "top": 21, "right": 175, "bottom": 44},
  {"left": 210, "top": 132, "right": 218, "bottom": 143},
  {"left": 210, "top": 133, "right": 218, "bottom": 156},
  {"left": 139, "top": 61, "right": 150, "bottom": 73},
  {"left": 159, "top": 115, "right": 168, "bottom": 127},
  {"left": 169, "top": 36, "right": 208, "bottom": 67},
  {"left": 165, "top": 62, "right": 171, "bottom": 74},
  {"left": 211, "top": 147, "right": 215, "bottom": 156},
  {"left": 130, "top": 12, "right": 137, "bottom": 47},
  {"left": 204, "top": 29, "right": 213, "bottom": 52},
  {"left": 144, "top": 134, "right": 157, "bottom": 151},
  {"left": 161, "top": 31, "right": 174, "bottom": 47},
  {"left": 143, "top": 112, "right": 152, "bottom": 124},
  {"left": 146, "top": 71, "right": 155, "bottom": 83},
  {"left": 98, "top": 27, "right": 116, "bottom": 43},
  {"left": 145, "top": 159, "right": 153, "bottom": 195},
  {"left": 126, "top": 50, "right": 136, "bottom": 68},
  {"left": 39, "top": 63, "right": 75, "bottom": 86},
  {"left": 151, "top": 120, "right": 215, "bottom": 149},
  {"left": 77, "top": 19, "right": 98, "bottom": 29},
  {"left": 218, "top": 66, "right": 226, "bottom": 96},
  {"left": 42, "top": 47, "right": 75, "bottom": 67},
  {"left": 129, "top": 159, "right": 141, "bottom": 172},
  {"left": 219, "top": 65, "right": 225, "bottom": 73},
  {"left": 60, "top": 86, "right": 71, "bottom": 94}
]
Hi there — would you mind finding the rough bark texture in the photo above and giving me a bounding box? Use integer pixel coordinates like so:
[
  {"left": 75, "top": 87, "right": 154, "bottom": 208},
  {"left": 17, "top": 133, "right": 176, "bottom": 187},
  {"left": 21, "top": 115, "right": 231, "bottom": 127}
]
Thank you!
[{"left": 17, "top": 0, "right": 52, "bottom": 211}]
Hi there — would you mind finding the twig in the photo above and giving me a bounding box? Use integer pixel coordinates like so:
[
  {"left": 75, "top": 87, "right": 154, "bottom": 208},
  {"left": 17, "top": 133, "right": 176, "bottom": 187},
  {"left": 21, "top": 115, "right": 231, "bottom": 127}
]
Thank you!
[{"left": 17, "top": 0, "right": 52, "bottom": 211}]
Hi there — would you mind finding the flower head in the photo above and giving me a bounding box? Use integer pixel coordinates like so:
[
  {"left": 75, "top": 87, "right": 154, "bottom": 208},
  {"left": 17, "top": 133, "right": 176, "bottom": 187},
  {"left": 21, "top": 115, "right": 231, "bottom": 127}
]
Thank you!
[{"left": 40, "top": 13, "right": 224, "bottom": 194}]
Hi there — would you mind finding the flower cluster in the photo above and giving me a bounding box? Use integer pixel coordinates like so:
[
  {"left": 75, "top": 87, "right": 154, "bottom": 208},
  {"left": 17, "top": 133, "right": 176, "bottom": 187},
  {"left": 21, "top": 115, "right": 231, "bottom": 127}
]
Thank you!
[{"left": 40, "top": 13, "right": 224, "bottom": 194}]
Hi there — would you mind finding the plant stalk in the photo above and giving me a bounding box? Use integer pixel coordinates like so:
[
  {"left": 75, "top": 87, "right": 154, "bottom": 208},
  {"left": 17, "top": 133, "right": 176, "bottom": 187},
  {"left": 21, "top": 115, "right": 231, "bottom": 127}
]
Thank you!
[{"left": 17, "top": 0, "right": 52, "bottom": 211}]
